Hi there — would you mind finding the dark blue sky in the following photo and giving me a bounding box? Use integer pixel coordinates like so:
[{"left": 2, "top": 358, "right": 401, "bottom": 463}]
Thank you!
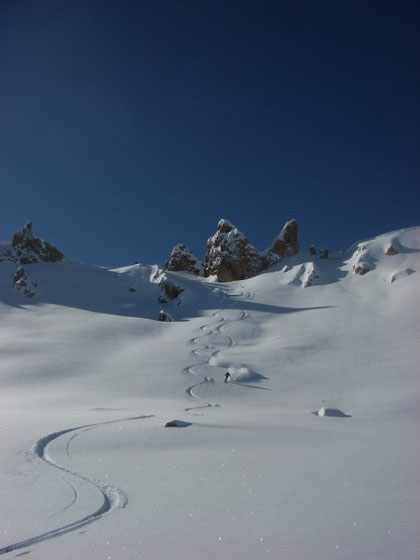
[{"left": 1, "top": 0, "right": 419, "bottom": 266}]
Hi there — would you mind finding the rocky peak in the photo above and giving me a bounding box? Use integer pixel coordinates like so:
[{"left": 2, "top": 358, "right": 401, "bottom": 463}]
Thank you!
[
  {"left": 266, "top": 219, "right": 299, "bottom": 264},
  {"left": 12, "top": 222, "right": 34, "bottom": 245},
  {"left": 165, "top": 244, "right": 203, "bottom": 275},
  {"left": 204, "top": 219, "right": 264, "bottom": 282},
  {"left": 164, "top": 217, "right": 300, "bottom": 283},
  {"left": 216, "top": 218, "right": 235, "bottom": 234},
  {"left": 1, "top": 222, "right": 65, "bottom": 264}
]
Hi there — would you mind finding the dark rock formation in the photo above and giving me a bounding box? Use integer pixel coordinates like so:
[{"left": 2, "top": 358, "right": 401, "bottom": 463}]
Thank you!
[
  {"left": 266, "top": 219, "right": 299, "bottom": 265},
  {"left": 13, "top": 266, "right": 37, "bottom": 298},
  {"left": 165, "top": 244, "right": 202, "bottom": 275},
  {"left": 312, "top": 407, "right": 352, "bottom": 418},
  {"left": 165, "top": 420, "right": 192, "bottom": 428},
  {"left": 319, "top": 247, "right": 329, "bottom": 259},
  {"left": 353, "top": 264, "right": 370, "bottom": 275},
  {"left": 386, "top": 245, "right": 399, "bottom": 256},
  {"left": 204, "top": 219, "right": 264, "bottom": 282},
  {"left": 1, "top": 222, "right": 65, "bottom": 264},
  {"left": 158, "top": 309, "right": 171, "bottom": 322},
  {"left": 202, "top": 218, "right": 300, "bottom": 282},
  {"left": 158, "top": 278, "right": 184, "bottom": 302}
]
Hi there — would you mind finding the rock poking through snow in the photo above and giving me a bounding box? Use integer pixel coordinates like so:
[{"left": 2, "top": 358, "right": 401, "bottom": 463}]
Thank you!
[
  {"left": 313, "top": 407, "right": 352, "bottom": 417},
  {"left": 158, "top": 309, "right": 171, "bottom": 322},
  {"left": 13, "top": 266, "right": 37, "bottom": 298},
  {"left": 265, "top": 219, "right": 300, "bottom": 265},
  {"left": 386, "top": 245, "right": 400, "bottom": 256},
  {"left": 302, "top": 263, "right": 319, "bottom": 287},
  {"left": 319, "top": 247, "right": 329, "bottom": 259},
  {"left": 158, "top": 278, "right": 184, "bottom": 302},
  {"left": 165, "top": 420, "right": 192, "bottom": 428},
  {"left": 353, "top": 264, "right": 371, "bottom": 275},
  {"left": 350, "top": 245, "right": 376, "bottom": 276},
  {"left": 1, "top": 222, "right": 64, "bottom": 264},
  {"left": 204, "top": 219, "right": 264, "bottom": 282},
  {"left": 165, "top": 244, "right": 203, "bottom": 275},
  {"left": 169, "top": 218, "right": 302, "bottom": 282}
]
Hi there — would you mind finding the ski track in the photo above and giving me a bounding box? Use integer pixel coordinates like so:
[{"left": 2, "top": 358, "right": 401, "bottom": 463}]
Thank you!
[
  {"left": 0, "top": 415, "right": 153, "bottom": 556},
  {"left": 60, "top": 478, "right": 78, "bottom": 514},
  {"left": 1, "top": 288, "right": 253, "bottom": 553},
  {"left": 184, "top": 287, "right": 252, "bottom": 412}
]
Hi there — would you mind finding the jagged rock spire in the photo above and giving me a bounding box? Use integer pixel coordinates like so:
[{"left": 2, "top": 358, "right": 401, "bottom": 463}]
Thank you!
[
  {"left": 165, "top": 218, "right": 300, "bottom": 283},
  {"left": 1, "top": 222, "right": 65, "bottom": 264},
  {"left": 165, "top": 244, "right": 203, "bottom": 275},
  {"left": 204, "top": 219, "right": 264, "bottom": 282},
  {"left": 266, "top": 219, "right": 299, "bottom": 265}
]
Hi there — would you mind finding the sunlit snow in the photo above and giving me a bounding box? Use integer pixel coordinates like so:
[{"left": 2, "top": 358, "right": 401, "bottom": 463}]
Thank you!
[{"left": 0, "top": 227, "right": 419, "bottom": 559}]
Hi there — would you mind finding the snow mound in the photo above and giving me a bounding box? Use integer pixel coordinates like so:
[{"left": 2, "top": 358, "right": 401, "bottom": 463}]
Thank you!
[
  {"left": 280, "top": 262, "right": 319, "bottom": 287},
  {"left": 350, "top": 245, "right": 377, "bottom": 275},
  {"left": 345, "top": 227, "right": 420, "bottom": 279}
]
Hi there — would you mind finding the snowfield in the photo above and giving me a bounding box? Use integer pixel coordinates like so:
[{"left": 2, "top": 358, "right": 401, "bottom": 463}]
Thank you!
[{"left": 0, "top": 227, "right": 419, "bottom": 559}]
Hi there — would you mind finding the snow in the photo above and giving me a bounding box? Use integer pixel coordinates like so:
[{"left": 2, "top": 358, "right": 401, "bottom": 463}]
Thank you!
[
  {"left": 0, "top": 227, "right": 419, "bottom": 559},
  {"left": 207, "top": 219, "right": 249, "bottom": 249}
]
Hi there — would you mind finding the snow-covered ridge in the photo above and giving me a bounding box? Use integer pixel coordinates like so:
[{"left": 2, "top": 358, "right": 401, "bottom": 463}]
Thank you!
[
  {"left": 1, "top": 224, "right": 418, "bottom": 308},
  {"left": 0, "top": 225, "right": 419, "bottom": 559}
]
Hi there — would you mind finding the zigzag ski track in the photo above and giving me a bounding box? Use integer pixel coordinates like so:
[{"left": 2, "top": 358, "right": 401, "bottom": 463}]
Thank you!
[{"left": 183, "top": 287, "right": 253, "bottom": 412}]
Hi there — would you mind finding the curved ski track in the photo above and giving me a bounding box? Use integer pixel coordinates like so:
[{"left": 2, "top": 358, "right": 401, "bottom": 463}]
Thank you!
[
  {"left": 1, "top": 287, "right": 252, "bottom": 554},
  {"left": 183, "top": 287, "right": 252, "bottom": 412},
  {"left": 0, "top": 414, "right": 152, "bottom": 556}
]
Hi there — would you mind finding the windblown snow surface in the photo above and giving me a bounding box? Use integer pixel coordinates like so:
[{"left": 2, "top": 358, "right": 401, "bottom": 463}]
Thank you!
[{"left": 0, "top": 227, "right": 419, "bottom": 559}]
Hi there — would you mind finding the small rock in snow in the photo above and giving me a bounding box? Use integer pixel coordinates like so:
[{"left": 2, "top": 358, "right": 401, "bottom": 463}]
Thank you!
[
  {"left": 313, "top": 407, "right": 351, "bottom": 418},
  {"left": 165, "top": 420, "right": 192, "bottom": 428}
]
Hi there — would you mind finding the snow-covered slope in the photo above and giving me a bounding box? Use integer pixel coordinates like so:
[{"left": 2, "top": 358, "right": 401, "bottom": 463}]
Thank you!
[{"left": 0, "top": 227, "right": 419, "bottom": 559}]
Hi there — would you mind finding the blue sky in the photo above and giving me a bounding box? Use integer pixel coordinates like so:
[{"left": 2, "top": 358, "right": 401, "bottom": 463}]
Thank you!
[{"left": 1, "top": 0, "right": 418, "bottom": 266}]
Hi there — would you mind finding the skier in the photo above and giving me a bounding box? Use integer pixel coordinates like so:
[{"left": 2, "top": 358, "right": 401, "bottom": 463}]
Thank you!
[{"left": 223, "top": 371, "right": 232, "bottom": 383}]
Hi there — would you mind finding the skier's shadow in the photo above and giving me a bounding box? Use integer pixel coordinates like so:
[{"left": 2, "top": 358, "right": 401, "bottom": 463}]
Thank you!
[{"left": 230, "top": 381, "right": 271, "bottom": 391}]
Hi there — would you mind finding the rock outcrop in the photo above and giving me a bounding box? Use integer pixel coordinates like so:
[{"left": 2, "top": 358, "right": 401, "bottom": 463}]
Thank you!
[
  {"left": 265, "top": 219, "right": 299, "bottom": 266},
  {"left": 319, "top": 247, "right": 329, "bottom": 260},
  {"left": 353, "top": 264, "right": 371, "bottom": 275},
  {"left": 158, "top": 309, "right": 171, "bottom": 322},
  {"left": 202, "top": 218, "right": 300, "bottom": 282},
  {"left": 0, "top": 222, "right": 64, "bottom": 264},
  {"left": 204, "top": 219, "right": 265, "bottom": 282},
  {"left": 302, "top": 262, "right": 319, "bottom": 287},
  {"left": 13, "top": 266, "right": 37, "bottom": 298},
  {"left": 158, "top": 277, "right": 184, "bottom": 303},
  {"left": 351, "top": 246, "right": 373, "bottom": 275},
  {"left": 165, "top": 244, "right": 202, "bottom": 275},
  {"left": 386, "top": 245, "right": 399, "bottom": 256}
]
